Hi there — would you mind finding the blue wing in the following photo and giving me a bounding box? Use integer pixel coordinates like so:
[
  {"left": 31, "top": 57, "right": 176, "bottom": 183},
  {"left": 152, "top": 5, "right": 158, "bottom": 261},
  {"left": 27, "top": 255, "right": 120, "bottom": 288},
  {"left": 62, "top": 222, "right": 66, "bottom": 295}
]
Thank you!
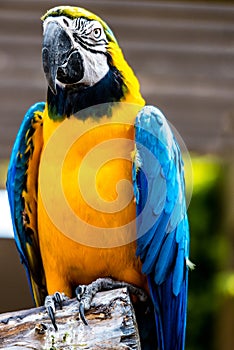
[
  {"left": 133, "top": 105, "right": 190, "bottom": 350},
  {"left": 6, "top": 102, "right": 47, "bottom": 306}
]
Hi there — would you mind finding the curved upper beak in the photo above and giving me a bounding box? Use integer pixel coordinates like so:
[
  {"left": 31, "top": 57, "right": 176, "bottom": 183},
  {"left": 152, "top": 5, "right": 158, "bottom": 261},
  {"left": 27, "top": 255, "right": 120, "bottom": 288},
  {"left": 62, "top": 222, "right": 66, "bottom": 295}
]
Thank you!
[{"left": 42, "top": 21, "right": 73, "bottom": 94}]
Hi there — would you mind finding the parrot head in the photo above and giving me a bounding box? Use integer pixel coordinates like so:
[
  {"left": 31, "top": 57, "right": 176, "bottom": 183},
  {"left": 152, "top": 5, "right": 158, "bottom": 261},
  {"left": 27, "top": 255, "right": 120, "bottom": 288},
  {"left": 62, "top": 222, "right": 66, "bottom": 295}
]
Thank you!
[{"left": 41, "top": 6, "right": 144, "bottom": 116}]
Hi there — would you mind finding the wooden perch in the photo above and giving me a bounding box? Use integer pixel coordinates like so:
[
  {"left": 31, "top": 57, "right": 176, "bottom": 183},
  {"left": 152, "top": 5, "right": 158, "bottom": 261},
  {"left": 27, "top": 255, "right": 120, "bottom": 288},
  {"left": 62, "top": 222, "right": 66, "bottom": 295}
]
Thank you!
[{"left": 0, "top": 287, "right": 141, "bottom": 349}]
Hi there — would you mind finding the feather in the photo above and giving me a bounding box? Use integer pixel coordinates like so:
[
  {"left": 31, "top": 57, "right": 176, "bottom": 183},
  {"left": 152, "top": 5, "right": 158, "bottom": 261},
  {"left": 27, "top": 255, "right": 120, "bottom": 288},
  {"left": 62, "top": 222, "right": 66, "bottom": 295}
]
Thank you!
[
  {"left": 6, "top": 102, "right": 47, "bottom": 306},
  {"left": 134, "top": 105, "right": 190, "bottom": 350},
  {"left": 155, "top": 231, "right": 177, "bottom": 285}
]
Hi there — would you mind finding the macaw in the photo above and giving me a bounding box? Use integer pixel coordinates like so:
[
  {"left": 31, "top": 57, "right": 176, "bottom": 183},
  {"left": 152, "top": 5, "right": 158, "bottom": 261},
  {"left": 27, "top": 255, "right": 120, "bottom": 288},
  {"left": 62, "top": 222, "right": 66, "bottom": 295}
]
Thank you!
[{"left": 6, "top": 6, "right": 192, "bottom": 350}]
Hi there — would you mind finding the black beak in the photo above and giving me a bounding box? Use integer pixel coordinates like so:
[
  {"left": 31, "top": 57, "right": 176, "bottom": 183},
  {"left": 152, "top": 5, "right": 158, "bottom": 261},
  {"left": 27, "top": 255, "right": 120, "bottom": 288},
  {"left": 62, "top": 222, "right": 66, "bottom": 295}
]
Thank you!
[
  {"left": 42, "top": 21, "right": 73, "bottom": 94},
  {"left": 42, "top": 21, "right": 84, "bottom": 95}
]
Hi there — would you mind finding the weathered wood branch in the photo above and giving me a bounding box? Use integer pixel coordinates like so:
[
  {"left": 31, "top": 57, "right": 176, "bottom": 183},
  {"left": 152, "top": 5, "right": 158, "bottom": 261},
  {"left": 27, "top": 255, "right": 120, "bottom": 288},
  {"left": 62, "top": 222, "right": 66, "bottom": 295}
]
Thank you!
[{"left": 0, "top": 287, "right": 141, "bottom": 349}]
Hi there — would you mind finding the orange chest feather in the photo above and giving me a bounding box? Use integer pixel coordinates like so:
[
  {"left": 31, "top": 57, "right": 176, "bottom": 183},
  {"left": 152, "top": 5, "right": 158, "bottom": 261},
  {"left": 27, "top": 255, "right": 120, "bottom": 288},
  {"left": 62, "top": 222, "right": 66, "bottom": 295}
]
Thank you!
[
  {"left": 38, "top": 111, "right": 146, "bottom": 293},
  {"left": 40, "top": 109, "right": 138, "bottom": 231}
]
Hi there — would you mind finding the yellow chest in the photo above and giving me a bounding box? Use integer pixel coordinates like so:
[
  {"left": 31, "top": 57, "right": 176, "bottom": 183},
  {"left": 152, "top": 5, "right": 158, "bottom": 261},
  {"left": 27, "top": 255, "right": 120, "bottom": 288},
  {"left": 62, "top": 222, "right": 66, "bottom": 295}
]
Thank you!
[
  {"left": 40, "top": 106, "right": 138, "bottom": 235},
  {"left": 38, "top": 105, "right": 146, "bottom": 295}
]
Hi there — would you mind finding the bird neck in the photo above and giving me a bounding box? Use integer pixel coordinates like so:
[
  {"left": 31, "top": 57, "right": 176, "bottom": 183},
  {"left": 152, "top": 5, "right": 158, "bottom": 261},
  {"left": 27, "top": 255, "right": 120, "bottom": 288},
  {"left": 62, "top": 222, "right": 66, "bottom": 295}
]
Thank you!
[{"left": 47, "top": 66, "right": 130, "bottom": 120}]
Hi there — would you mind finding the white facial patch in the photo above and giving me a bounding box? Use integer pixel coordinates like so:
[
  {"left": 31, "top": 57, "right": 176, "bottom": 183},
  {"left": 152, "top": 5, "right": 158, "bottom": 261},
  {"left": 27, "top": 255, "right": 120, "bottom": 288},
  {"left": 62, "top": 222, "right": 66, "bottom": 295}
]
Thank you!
[{"left": 43, "top": 16, "right": 110, "bottom": 87}]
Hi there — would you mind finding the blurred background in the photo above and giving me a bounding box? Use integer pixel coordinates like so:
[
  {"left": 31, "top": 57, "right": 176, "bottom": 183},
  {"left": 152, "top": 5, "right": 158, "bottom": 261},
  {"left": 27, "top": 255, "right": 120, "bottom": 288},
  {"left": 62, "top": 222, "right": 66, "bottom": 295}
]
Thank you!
[{"left": 0, "top": 1, "right": 233, "bottom": 349}]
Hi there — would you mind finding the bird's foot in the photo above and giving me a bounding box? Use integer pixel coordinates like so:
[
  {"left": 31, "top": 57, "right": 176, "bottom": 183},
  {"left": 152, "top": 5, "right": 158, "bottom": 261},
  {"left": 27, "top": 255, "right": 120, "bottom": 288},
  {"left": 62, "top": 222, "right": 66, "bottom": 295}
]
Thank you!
[
  {"left": 44, "top": 292, "right": 68, "bottom": 331},
  {"left": 45, "top": 278, "right": 147, "bottom": 331},
  {"left": 75, "top": 277, "right": 148, "bottom": 325}
]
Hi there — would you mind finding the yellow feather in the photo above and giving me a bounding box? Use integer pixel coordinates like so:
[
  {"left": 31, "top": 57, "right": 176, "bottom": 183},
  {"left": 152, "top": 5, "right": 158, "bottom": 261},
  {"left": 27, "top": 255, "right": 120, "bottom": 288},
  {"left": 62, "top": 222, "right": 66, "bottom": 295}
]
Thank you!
[{"left": 38, "top": 105, "right": 148, "bottom": 296}]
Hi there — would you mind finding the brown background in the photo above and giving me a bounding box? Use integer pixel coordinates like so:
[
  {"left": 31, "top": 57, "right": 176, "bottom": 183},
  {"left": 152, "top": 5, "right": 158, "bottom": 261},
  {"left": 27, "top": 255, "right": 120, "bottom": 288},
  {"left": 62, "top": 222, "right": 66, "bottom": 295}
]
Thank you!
[{"left": 1, "top": 0, "right": 234, "bottom": 160}]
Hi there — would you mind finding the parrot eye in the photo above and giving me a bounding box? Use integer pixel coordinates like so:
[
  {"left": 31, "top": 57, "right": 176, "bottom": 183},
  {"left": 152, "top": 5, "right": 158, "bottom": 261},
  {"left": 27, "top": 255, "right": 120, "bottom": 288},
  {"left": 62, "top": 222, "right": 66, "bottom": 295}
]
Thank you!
[{"left": 92, "top": 28, "right": 102, "bottom": 39}]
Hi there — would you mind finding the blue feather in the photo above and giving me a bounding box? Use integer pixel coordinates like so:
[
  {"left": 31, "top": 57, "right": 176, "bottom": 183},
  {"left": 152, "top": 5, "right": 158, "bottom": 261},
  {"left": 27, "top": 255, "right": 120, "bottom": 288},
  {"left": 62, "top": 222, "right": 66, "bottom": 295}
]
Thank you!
[
  {"left": 134, "top": 105, "right": 190, "bottom": 350},
  {"left": 6, "top": 102, "right": 45, "bottom": 299},
  {"left": 154, "top": 231, "right": 177, "bottom": 285}
]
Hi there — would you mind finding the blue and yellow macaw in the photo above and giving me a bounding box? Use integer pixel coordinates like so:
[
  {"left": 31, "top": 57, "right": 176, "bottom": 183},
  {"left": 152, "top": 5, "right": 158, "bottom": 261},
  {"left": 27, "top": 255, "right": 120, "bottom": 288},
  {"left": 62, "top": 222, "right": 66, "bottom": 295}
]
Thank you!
[{"left": 7, "top": 6, "right": 192, "bottom": 350}]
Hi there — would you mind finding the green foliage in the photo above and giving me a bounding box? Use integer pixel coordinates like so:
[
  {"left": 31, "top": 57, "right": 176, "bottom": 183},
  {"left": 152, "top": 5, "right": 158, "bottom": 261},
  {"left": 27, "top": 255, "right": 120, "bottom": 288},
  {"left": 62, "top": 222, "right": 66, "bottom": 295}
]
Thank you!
[{"left": 187, "top": 155, "right": 227, "bottom": 350}]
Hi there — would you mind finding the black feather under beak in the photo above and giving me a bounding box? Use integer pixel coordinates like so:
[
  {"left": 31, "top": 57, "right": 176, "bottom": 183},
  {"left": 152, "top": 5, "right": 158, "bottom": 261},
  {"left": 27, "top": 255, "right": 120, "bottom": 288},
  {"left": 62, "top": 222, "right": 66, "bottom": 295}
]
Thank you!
[{"left": 42, "top": 21, "right": 84, "bottom": 94}]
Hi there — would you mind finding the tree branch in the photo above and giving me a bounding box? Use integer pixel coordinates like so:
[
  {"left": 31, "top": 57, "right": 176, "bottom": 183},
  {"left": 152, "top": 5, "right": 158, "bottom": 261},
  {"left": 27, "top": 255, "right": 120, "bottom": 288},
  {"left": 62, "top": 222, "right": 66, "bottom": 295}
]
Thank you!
[{"left": 0, "top": 287, "right": 141, "bottom": 349}]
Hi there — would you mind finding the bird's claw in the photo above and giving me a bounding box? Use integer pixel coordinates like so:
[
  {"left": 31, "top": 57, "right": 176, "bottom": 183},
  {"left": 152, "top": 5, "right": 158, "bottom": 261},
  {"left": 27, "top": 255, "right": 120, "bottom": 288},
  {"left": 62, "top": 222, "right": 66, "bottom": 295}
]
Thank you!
[
  {"left": 75, "top": 284, "right": 90, "bottom": 325},
  {"left": 75, "top": 285, "right": 86, "bottom": 302},
  {"left": 79, "top": 301, "right": 88, "bottom": 325},
  {"left": 45, "top": 279, "right": 147, "bottom": 330},
  {"left": 75, "top": 277, "right": 148, "bottom": 326},
  {"left": 53, "top": 291, "right": 64, "bottom": 309},
  {"left": 76, "top": 285, "right": 89, "bottom": 325},
  {"left": 44, "top": 292, "right": 67, "bottom": 331}
]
